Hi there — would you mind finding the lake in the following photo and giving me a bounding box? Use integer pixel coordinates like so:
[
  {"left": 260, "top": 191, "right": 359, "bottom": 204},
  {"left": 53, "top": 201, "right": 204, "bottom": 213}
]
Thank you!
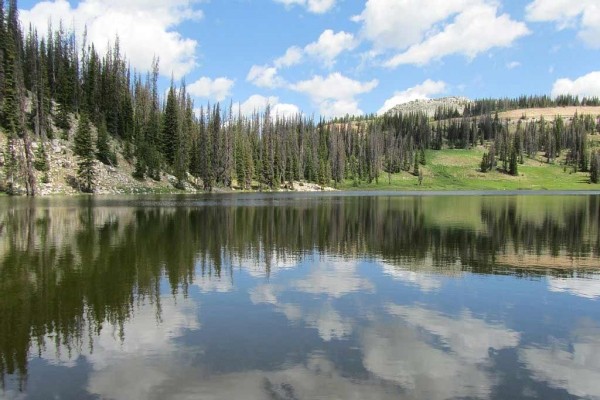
[{"left": 1, "top": 193, "right": 599, "bottom": 400}]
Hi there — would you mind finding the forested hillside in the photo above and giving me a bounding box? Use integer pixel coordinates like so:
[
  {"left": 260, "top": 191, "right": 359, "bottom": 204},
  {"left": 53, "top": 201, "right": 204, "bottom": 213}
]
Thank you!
[{"left": 0, "top": 0, "right": 599, "bottom": 195}]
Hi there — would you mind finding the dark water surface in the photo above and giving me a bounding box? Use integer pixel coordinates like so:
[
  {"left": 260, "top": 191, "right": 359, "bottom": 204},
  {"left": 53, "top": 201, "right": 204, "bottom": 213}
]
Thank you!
[{"left": 1, "top": 193, "right": 600, "bottom": 400}]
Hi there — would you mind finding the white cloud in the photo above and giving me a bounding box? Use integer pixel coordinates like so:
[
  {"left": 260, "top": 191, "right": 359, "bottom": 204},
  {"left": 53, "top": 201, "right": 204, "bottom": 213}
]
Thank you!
[
  {"left": 194, "top": 276, "right": 234, "bottom": 293},
  {"left": 526, "top": 0, "right": 600, "bottom": 48},
  {"left": 274, "top": 46, "right": 304, "bottom": 68},
  {"left": 506, "top": 61, "right": 522, "bottom": 69},
  {"left": 250, "top": 285, "right": 352, "bottom": 341},
  {"left": 246, "top": 65, "right": 286, "bottom": 89},
  {"left": 362, "top": 304, "right": 520, "bottom": 400},
  {"left": 353, "top": 0, "right": 478, "bottom": 50},
  {"left": 188, "top": 77, "right": 234, "bottom": 102},
  {"left": 37, "top": 295, "right": 201, "bottom": 400},
  {"left": 274, "top": 30, "right": 357, "bottom": 71},
  {"left": 378, "top": 79, "right": 447, "bottom": 114},
  {"left": 274, "top": 0, "right": 336, "bottom": 14},
  {"left": 291, "top": 72, "right": 378, "bottom": 117},
  {"left": 362, "top": 323, "right": 492, "bottom": 400},
  {"left": 520, "top": 326, "right": 600, "bottom": 399},
  {"left": 20, "top": 0, "right": 201, "bottom": 79},
  {"left": 303, "top": 304, "right": 353, "bottom": 341},
  {"left": 548, "top": 276, "right": 600, "bottom": 299},
  {"left": 292, "top": 259, "right": 374, "bottom": 298},
  {"left": 385, "top": 3, "right": 530, "bottom": 67},
  {"left": 318, "top": 100, "right": 363, "bottom": 118},
  {"left": 379, "top": 263, "right": 443, "bottom": 292},
  {"left": 353, "top": 0, "right": 528, "bottom": 67},
  {"left": 551, "top": 71, "right": 600, "bottom": 99},
  {"left": 304, "top": 30, "right": 358, "bottom": 67},
  {"left": 235, "top": 94, "right": 300, "bottom": 118},
  {"left": 388, "top": 304, "right": 520, "bottom": 363}
]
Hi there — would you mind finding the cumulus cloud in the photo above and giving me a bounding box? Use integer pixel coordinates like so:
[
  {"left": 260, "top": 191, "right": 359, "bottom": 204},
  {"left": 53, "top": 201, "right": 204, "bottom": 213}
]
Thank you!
[
  {"left": 362, "top": 323, "right": 492, "bottom": 400},
  {"left": 235, "top": 94, "right": 300, "bottom": 118},
  {"left": 273, "top": 0, "right": 336, "bottom": 14},
  {"left": 353, "top": 0, "right": 529, "bottom": 67},
  {"left": 526, "top": 0, "right": 600, "bottom": 48},
  {"left": 388, "top": 304, "right": 520, "bottom": 363},
  {"left": 379, "top": 263, "right": 443, "bottom": 292},
  {"left": 378, "top": 79, "right": 447, "bottom": 114},
  {"left": 246, "top": 65, "right": 286, "bottom": 89},
  {"left": 362, "top": 304, "right": 520, "bottom": 399},
  {"left": 520, "top": 326, "right": 600, "bottom": 399},
  {"left": 274, "top": 46, "right": 304, "bottom": 68},
  {"left": 506, "top": 61, "right": 522, "bottom": 69},
  {"left": 20, "top": 0, "right": 201, "bottom": 79},
  {"left": 187, "top": 77, "right": 234, "bottom": 102},
  {"left": 303, "top": 304, "right": 353, "bottom": 342},
  {"left": 551, "top": 71, "right": 600, "bottom": 99},
  {"left": 273, "top": 29, "right": 357, "bottom": 72},
  {"left": 548, "top": 276, "right": 600, "bottom": 299},
  {"left": 290, "top": 72, "right": 378, "bottom": 117},
  {"left": 304, "top": 30, "right": 358, "bottom": 67},
  {"left": 385, "top": 3, "right": 530, "bottom": 67},
  {"left": 353, "top": 0, "right": 477, "bottom": 50},
  {"left": 292, "top": 259, "right": 374, "bottom": 298}
]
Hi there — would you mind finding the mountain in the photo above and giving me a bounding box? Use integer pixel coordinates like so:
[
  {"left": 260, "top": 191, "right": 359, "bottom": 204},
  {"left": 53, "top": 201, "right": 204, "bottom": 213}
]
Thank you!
[{"left": 385, "top": 97, "right": 473, "bottom": 117}]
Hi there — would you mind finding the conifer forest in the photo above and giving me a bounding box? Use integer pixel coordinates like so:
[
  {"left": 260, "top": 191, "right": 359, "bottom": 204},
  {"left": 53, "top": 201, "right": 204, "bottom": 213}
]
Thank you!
[{"left": 0, "top": 0, "right": 599, "bottom": 196}]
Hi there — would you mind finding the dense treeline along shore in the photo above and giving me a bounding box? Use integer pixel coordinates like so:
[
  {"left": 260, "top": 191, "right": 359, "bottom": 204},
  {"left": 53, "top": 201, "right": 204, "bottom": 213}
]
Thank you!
[{"left": 0, "top": 0, "right": 599, "bottom": 195}]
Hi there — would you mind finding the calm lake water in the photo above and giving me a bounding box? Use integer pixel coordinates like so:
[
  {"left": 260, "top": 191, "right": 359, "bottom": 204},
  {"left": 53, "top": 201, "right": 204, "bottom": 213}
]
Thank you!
[{"left": 1, "top": 193, "right": 600, "bottom": 400}]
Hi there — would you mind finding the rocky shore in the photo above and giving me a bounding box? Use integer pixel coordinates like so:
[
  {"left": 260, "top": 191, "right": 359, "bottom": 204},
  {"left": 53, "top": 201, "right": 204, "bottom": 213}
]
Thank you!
[{"left": 0, "top": 135, "right": 335, "bottom": 196}]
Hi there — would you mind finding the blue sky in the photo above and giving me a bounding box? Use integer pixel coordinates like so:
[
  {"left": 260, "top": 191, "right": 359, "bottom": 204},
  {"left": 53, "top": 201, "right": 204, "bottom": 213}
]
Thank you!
[{"left": 17, "top": 0, "right": 600, "bottom": 117}]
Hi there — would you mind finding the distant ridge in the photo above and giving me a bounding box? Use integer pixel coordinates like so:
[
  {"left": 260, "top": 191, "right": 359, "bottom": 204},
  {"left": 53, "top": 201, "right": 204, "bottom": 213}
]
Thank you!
[{"left": 385, "top": 96, "right": 473, "bottom": 117}]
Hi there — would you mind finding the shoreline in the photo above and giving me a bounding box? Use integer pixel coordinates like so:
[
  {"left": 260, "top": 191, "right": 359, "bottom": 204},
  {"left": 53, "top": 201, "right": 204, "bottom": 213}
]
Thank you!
[{"left": 4, "top": 188, "right": 600, "bottom": 199}]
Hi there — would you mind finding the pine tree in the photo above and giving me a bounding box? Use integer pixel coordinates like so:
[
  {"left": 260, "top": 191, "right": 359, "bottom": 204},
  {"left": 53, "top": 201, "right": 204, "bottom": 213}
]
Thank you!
[
  {"left": 3, "top": 138, "right": 18, "bottom": 194},
  {"left": 419, "top": 148, "right": 426, "bottom": 165},
  {"left": 509, "top": 146, "right": 519, "bottom": 176},
  {"left": 74, "top": 114, "right": 95, "bottom": 192},
  {"left": 34, "top": 142, "right": 49, "bottom": 171},
  {"left": 591, "top": 151, "right": 600, "bottom": 184},
  {"left": 413, "top": 155, "right": 419, "bottom": 176},
  {"left": 1, "top": 20, "right": 20, "bottom": 137},
  {"left": 480, "top": 152, "right": 490, "bottom": 173},
  {"left": 96, "top": 119, "right": 115, "bottom": 165},
  {"left": 162, "top": 82, "right": 178, "bottom": 166},
  {"left": 34, "top": 142, "right": 50, "bottom": 183}
]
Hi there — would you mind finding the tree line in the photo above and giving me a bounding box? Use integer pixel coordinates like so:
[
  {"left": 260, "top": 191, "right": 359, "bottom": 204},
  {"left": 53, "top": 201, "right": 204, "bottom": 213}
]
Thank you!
[
  {"left": 464, "top": 95, "right": 600, "bottom": 117},
  {"left": 0, "top": 0, "right": 599, "bottom": 195}
]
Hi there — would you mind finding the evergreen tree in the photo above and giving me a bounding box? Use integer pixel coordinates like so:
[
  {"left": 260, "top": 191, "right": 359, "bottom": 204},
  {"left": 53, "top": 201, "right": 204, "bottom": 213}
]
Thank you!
[
  {"left": 161, "top": 82, "right": 178, "bottom": 166},
  {"left": 96, "top": 119, "right": 116, "bottom": 165},
  {"left": 73, "top": 114, "right": 95, "bottom": 192},
  {"left": 480, "top": 153, "right": 490, "bottom": 173},
  {"left": 1, "top": 19, "right": 20, "bottom": 137},
  {"left": 3, "top": 138, "right": 18, "bottom": 194},
  {"left": 34, "top": 142, "right": 49, "bottom": 172},
  {"left": 34, "top": 142, "right": 50, "bottom": 183},
  {"left": 509, "top": 146, "right": 519, "bottom": 176},
  {"left": 591, "top": 151, "right": 600, "bottom": 184},
  {"left": 413, "top": 155, "right": 419, "bottom": 176}
]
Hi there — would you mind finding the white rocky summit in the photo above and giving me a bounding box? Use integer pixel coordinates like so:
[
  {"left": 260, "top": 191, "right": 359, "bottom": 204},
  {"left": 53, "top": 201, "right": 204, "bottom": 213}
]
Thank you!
[{"left": 385, "top": 97, "right": 473, "bottom": 117}]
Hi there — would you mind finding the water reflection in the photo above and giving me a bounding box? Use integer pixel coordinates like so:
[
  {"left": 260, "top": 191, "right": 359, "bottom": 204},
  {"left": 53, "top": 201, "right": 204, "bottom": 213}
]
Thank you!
[
  {"left": 521, "top": 323, "right": 600, "bottom": 399},
  {"left": 0, "top": 194, "right": 599, "bottom": 399}
]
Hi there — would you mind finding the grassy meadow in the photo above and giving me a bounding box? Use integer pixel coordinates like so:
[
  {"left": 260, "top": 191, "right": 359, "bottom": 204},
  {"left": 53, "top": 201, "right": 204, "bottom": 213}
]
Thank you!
[{"left": 339, "top": 147, "right": 600, "bottom": 191}]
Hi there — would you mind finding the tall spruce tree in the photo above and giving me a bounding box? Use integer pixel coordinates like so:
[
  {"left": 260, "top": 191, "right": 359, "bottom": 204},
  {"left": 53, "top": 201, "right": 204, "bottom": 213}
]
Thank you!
[
  {"left": 162, "top": 81, "right": 178, "bottom": 166},
  {"left": 96, "top": 119, "right": 115, "bottom": 165},
  {"left": 591, "top": 151, "right": 600, "bottom": 184},
  {"left": 74, "top": 114, "right": 95, "bottom": 192}
]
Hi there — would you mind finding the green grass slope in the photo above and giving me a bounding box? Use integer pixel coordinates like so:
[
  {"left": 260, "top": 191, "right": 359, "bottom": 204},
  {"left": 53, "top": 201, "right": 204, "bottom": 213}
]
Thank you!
[{"left": 340, "top": 148, "right": 599, "bottom": 191}]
